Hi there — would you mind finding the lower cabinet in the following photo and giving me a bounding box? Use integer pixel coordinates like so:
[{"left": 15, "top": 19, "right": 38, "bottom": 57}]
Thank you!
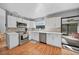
[
  {"left": 47, "top": 33, "right": 62, "bottom": 47},
  {"left": 29, "top": 32, "right": 62, "bottom": 47},
  {"left": 29, "top": 32, "right": 39, "bottom": 41},
  {"left": 6, "top": 33, "right": 19, "bottom": 49}
]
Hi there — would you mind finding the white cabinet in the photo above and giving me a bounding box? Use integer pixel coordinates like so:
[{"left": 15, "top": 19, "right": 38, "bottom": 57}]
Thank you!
[
  {"left": 8, "top": 15, "right": 17, "bottom": 28},
  {"left": 28, "top": 32, "right": 34, "bottom": 40},
  {"left": 17, "top": 18, "right": 33, "bottom": 29},
  {"left": 6, "top": 32, "right": 19, "bottom": 49},
  {"left": 29, "top": 32, "right": 39, "bottom": 41},
  {"left": 22, "top": 19, "right": 30, "bottom": 28},
  {"left": 45, "top": 17, "right": 61, "bottom": 31},
  {"left": 0, "top": 8, "right": 6, "bottom": 33},
  {"left": 29, "top": 21, "right": 36, "bottom": 28},
  {"left": 27, "top": 21, "right": 30, "bottom": 28},
  {"left": 33, "top": 32, "right": 39, "bottom": 41},
  {"left": 17, "top": 18, "right": 22, "bottom": 23},
  {"left": 22, "top": 19, "right": 27, "bottom": 23},
  {"left": 17, "top": 18, "right": 36, "bottom": 29},
  {"left": 47, "top": 33, "right": 62, "bottom": 47}
]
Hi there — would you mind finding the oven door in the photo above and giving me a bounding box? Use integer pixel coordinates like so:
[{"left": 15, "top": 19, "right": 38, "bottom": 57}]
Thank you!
[{"left": 23, "top": 34, "right": 28, "bottom": 39}]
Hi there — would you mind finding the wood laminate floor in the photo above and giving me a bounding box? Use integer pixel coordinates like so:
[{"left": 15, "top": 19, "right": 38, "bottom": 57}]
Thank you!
[
  {"left": 0, "top": 33, "right": 6, "bottom": 49},
  {"left": 0, "top": 41, "right": 78, "bottom": 55},
  {"left": 0, "top": 39, "right": 6, "bottom": 48}
]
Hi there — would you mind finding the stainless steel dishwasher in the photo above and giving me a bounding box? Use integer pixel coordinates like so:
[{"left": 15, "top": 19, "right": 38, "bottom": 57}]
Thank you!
[{"left": 39, "top": 33, "right": 46, "bottom": 44}]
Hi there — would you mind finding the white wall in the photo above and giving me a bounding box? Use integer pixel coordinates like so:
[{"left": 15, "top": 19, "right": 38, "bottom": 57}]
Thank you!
[
  {"left": 77, "top": 24, "right": 79, "bottom": 33},
  {"left": 0, "top": 8, "right": 6, "bottom": 33}
]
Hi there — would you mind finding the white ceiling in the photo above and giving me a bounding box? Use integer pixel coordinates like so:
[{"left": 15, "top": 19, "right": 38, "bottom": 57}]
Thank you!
[{"left": 0, "top": 3, "right": 79, "bottom": 19}]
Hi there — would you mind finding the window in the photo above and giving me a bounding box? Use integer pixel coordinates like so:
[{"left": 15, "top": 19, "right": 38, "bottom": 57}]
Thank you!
[
  {"left": 62, "top": 23, "right": 77, "bottom": 35},
  {"left": 61, "top": 16, "right": 79, "bottom": 35}
]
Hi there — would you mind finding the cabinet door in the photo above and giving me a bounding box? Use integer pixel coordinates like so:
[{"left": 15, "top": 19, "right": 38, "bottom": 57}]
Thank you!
[
  {"left": 29, "top": 32, "right": 34, "bottom": 40},
  {"left": 22, "top": 19, "right": 30, "bottom": 28},
  {"left": 47, "top": 33, "right": 54, "bottom": 45},
  {"left": 29, "top": 21, "right": 36, "bottom": 28},
  {"left": 17, "top": 18, "right": 22, "bottom": 23},
  {"left": 8, "top": 15, "right": 17, "bottom": 28},
  {"left": 29, "top": 32, "right": 39, "bottom": 41},
  {"left": 27, "top": 21, "right": 30, "bottom": 28},
  {"left": 47, "top": 33, "right": 62, "bottom": 47},
  {"left": 7, "top": 33, "right": 19, "bottom": 49},
  {"left": 34, "top": 32, "right": 39, "bottom": 41},
  {"left": 45, "top": 17, "right": 61, "bottom": 29},
  {"left": 22, "top": 19, "right": 27, "bottom": 23}
]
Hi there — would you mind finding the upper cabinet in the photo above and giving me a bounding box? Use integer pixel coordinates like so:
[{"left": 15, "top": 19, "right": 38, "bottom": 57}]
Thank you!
[
  {"left": 29, "top": 21, "right": 36, "bottom": 28},
  {"left": 25, "top": 20, "right": 30, "bottom": 28},
  {"left": 17, "top": 18, "right": 36, "bottom": 29},
  {"left": 45, "top": 17, "right": 61, "bottom": 28},
  {"left": 22, "top": 19, "right": 27, "bottom": 23},
  {"left": 0, "top": 8, "right": 6, "bottom": 33},
  {"left": 8, "top": 15, "right": 17, "bottom": 28},
  {"left": 21, "top": 19, "right": 30, "bottom": 28},
  {"left": 45, "top": 17, "right": 61, "bottom": 32},
  {"left": 17, "top": 17, "right": 22, "bottom": 23}
]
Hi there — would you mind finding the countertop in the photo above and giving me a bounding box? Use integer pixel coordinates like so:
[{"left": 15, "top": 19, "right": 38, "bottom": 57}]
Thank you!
[
  {"left": 6, "top": 32, "right": 18, "bottom": 35},
  {"left": 29, "top": 30, "right": 62, "bottom": 35},
  {"left": 6, "top": 30, "right": 62, "bottom": 35}
]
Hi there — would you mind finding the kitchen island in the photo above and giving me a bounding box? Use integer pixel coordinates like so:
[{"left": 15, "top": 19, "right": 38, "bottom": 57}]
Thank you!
[
  {"left": 29, "top": 31, "right": 62, "bottom": 48},
  {"left": 6, "top": 32, "right": 19, "bottom": 49}
]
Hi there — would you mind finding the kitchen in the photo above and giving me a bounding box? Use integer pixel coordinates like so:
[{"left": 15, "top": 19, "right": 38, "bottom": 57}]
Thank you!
[
  {"left": 0, "top": 3, "right": 79, "bottom": 55},
  {"left": 6, "top": 13, "right": 62, "bottom": 49}
]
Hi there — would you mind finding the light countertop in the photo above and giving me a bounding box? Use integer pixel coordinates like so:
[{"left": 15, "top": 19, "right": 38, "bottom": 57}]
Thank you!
[{"left": 29, "top": 30, "right": 62, "bottom": 35}]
